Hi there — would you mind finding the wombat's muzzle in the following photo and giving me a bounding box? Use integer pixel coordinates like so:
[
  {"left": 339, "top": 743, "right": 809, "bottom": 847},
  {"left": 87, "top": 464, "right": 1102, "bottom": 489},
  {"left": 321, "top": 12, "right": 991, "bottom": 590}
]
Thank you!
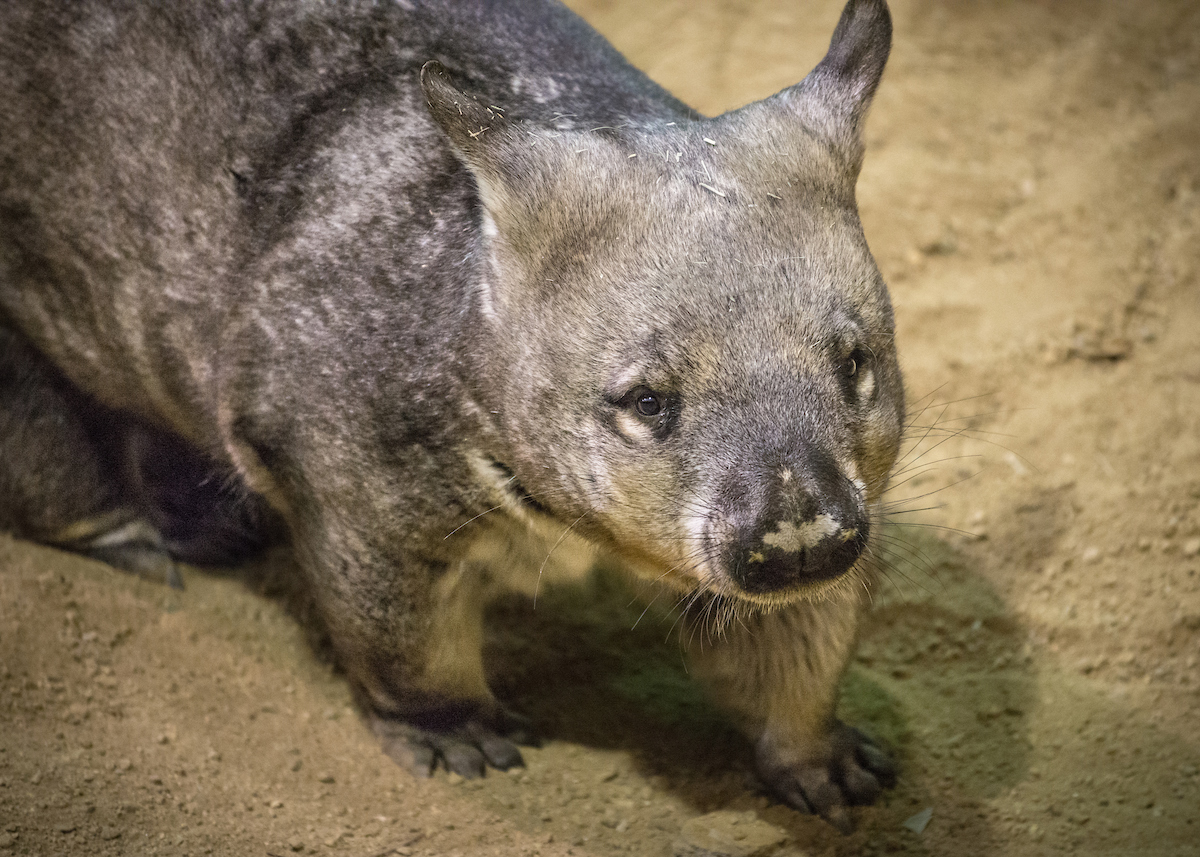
[{"left": 715, "top": 447, "right": 868, "bottom": 596}]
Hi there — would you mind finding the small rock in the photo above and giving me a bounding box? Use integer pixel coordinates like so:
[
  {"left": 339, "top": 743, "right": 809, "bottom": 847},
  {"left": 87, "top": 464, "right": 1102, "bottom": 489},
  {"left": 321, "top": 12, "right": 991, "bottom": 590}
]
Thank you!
[
  {"left": 0, "top": 833, "right": 14, "bottom": 848},
  {"left": 673, "top": 810, "right": 786, "bottom": 857},
  {"left": 317, "top": 773, "right": 335, "bottom": 784},
  {"left": 1183, "top": 538, "right": 1200, "bottom": 558},
  {"left": 99, "top": 827, "right": 122, "bottom": 841},
  {"left": 920, "top": 234, "right": 957, "bottom": 256},
  {"left": 1081, "top": 546, "right": 1102, "bottom": 564},
  {"left": 903, "top": 808, "right": 933, "bottom": 834},
  {"left": 55, "top": 822, "right": 76, "bottom": 834}
]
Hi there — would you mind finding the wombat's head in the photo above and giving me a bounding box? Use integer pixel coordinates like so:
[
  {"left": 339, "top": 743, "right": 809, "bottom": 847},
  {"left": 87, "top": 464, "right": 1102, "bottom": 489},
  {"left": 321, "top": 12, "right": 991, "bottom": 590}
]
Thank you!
[{"left": 425, "top": 0, "right": 902, "bottom": 608}]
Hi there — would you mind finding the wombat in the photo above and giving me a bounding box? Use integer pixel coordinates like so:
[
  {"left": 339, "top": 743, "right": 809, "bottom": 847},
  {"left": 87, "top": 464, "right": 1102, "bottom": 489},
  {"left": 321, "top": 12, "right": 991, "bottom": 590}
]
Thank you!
[{"left": 0, "top": 0, "right": 904, "bottom": 830}]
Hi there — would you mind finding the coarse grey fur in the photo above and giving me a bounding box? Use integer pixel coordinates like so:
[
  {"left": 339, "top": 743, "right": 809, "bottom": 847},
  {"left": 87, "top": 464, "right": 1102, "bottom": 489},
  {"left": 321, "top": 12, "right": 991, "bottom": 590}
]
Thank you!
[{"left": 0, "top": 0, "right": 904, "bottom": 830}]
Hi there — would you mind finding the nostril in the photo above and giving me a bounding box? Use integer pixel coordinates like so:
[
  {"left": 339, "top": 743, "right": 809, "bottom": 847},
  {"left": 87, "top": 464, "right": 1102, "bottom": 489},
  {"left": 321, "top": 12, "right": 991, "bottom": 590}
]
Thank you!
[
  {"left": 821, "top": 526, "right": 868, "bottom": 572},
  {"left": 734, "top": 549, "right": 805, "bottom": 594}
]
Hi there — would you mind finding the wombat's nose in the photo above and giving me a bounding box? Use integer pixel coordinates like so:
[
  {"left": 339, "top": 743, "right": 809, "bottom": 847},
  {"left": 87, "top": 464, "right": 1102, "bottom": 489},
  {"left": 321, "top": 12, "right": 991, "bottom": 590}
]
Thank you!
[
  {"left": 711, "top": 439, "right": 869, "bottom": 595},
  {"left": 728, "top": 513, "right": 868, "bottom": 594},
  {"left": 719, "top": 455, "right": 869, "bottom": 595}
]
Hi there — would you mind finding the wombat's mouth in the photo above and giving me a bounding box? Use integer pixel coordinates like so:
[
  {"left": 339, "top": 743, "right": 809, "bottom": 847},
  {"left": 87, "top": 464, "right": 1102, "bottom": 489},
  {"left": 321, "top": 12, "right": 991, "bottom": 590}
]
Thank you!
[
  {"left": 705, "top": 562, "right": 865, "bottom": 611},
  {"left": 717, "top": 571, "right": 860, "bottom": 610},
  {"left": 475, "top": 455, "right": 869, "bottom": 607},
  {"left": 483, "top": 459, "right": 551, "bottom": 517}
]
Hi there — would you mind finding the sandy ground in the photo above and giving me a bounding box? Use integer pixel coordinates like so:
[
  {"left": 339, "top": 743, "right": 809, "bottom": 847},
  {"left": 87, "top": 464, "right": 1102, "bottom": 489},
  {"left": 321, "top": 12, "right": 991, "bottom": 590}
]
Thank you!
[{"left": 2, "top": 0, "right": 1199, "bottom": 855}]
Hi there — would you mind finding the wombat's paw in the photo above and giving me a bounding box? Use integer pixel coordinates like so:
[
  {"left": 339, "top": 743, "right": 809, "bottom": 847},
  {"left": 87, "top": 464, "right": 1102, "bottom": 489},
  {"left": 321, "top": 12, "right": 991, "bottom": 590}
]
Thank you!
[
  {"left": 60, "top": 515, "right": 185, "bottom": 589},
  {"left": 370, "top": 708, "right": 538, "bottom": 780},
  {"left": 757, "top": 722, "right": 896, "bottom": 833},
  {"left": 85, "top": 543, "right": 184, "bottom": 590}
]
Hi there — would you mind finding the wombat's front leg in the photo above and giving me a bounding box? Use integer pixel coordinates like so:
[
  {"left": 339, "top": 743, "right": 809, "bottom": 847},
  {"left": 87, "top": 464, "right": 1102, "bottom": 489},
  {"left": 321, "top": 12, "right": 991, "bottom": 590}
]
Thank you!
[
  {"left": 292, "top": 520, "right": 533, "bottom": 778},
  {"left": 687, "top": 592, "right": 895, "bottom": 832},
  {"left": 0, "top": 324, "right": 184, "bottom": 586}
]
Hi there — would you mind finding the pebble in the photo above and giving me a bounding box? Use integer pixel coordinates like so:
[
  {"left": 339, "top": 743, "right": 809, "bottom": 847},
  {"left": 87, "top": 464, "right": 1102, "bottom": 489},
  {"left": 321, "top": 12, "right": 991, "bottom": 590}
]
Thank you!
[
  {"left": 903, "top": 808, "right": 933, "bottom": 834},
  {"left": 673, "top": 810, "right": 786, "bottom": 857},
  {"left": 99, "top": 827, "right": 122, "bottom": 841},
  {"left": 0, "top": 833, "right": 13, "bottom": 848},
  {"left": 1183, "top": 538, "right": 1200, "bottom": 558}
]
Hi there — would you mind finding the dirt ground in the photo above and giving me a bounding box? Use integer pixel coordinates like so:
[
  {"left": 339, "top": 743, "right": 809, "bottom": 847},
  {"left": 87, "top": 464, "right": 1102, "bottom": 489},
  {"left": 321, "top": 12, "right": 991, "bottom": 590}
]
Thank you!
[{"left": 2, "top": 0, "right": 1199, "bottom": 855}]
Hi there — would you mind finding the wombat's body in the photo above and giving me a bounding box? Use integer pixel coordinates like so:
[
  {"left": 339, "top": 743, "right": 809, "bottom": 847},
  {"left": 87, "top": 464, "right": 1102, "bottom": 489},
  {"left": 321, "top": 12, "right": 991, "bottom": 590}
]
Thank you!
[{"left": 0, "top": 0, "right": 904, "bottom": 828}]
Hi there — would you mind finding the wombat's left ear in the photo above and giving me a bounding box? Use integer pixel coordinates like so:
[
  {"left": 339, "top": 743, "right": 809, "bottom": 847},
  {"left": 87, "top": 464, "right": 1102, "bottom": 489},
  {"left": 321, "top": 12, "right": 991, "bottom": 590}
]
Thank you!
[
  {"left": 757, "top": 0, "right": 892, "bottom": 171},
  {"left": 422, "top": 61, "right": 528, "bottom": 226},
  {"left": 421, "top": 62, "right": 515, "bottom": 179}
]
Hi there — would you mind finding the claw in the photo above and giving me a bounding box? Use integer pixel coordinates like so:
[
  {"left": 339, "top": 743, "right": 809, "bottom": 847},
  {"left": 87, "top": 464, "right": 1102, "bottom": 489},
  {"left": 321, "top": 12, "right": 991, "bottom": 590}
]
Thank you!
[
  {"left": 756, "top": 720, "right": 896, "bottom": 832},
  {"left": 380, "top": 733, "right": 436, "bottom": 777},
  {"left": 855, "top": 735, "right": 897, "bottom": 788},
  {"left": 474, "top": 731, "right": 525, "bottom": 770},
  {"left": 369, "top": 706, "right": 537, "bottom": 779},
  {"left": 435, "top": 738, "right": 487, "bottom": 779}
]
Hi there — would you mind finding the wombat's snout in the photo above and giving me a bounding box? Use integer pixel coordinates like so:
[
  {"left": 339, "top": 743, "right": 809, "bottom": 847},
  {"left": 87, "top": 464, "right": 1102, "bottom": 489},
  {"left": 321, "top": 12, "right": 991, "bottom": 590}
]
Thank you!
[{"left": 715, "top": 451, "right": 868, "bottom": 596}]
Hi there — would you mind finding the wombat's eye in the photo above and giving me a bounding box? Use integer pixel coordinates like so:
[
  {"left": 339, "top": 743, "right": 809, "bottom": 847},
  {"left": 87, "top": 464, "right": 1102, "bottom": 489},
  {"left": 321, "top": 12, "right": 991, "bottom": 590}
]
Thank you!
[
  {"left": 635, "top": 390, "right": 663, "bottom": 417},
  {"left": 617, "top": 385, "right": 673, "bottom": 424},
  {"left": 610, "top": 385, "right": 676, "bottom": 439},
  {"left": 841, "top": 349, "right": 866, "bottom": 381}
]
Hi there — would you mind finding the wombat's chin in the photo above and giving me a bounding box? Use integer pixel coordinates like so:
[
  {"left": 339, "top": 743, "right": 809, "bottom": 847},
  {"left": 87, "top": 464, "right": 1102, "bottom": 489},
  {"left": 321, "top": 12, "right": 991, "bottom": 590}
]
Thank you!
[
  {"left": 616, "top": 545, "right": 866, "bottom": 611},
  {"left": 719, "top": 565, "right": 866, "bottom": 610}
]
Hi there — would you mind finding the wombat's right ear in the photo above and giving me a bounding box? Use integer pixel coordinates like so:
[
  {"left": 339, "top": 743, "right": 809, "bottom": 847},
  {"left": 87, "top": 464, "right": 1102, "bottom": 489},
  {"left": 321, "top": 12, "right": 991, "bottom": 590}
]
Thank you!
[
  {"left": 766, "top": 0, "right": 892, "bottom": 172},
  {"left": 421, "top": 61, "right": 512, "bottom": 178}
]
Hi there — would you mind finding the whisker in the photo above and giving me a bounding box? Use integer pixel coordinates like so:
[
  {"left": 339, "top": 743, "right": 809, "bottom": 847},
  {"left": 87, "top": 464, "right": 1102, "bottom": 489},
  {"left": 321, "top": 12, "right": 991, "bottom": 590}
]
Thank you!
[
  {"left": 443, "top": 504, "right": 504, "bottom": 539},
  {"left": 533, "top": 513, "right": 587, "bottom": 608}
]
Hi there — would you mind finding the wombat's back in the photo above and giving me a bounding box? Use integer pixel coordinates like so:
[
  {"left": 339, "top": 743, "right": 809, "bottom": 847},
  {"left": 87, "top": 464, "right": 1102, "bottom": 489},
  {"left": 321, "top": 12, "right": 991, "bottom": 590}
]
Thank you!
[{"left": 0, "top": 0, "right": 692, "bottom": 441}]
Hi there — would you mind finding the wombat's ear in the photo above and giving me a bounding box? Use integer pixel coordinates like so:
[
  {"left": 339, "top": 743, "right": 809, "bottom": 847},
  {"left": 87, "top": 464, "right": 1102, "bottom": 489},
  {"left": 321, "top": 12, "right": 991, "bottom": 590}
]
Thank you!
[
  {"left": 768, "top": 0, "right": 892, "bottom": 170},
  {"left": 422, "top": 60, "right": 530, "bottom": 232},
  {"left": 421, "top": 61, "right": 513, "bottom": 177}
]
